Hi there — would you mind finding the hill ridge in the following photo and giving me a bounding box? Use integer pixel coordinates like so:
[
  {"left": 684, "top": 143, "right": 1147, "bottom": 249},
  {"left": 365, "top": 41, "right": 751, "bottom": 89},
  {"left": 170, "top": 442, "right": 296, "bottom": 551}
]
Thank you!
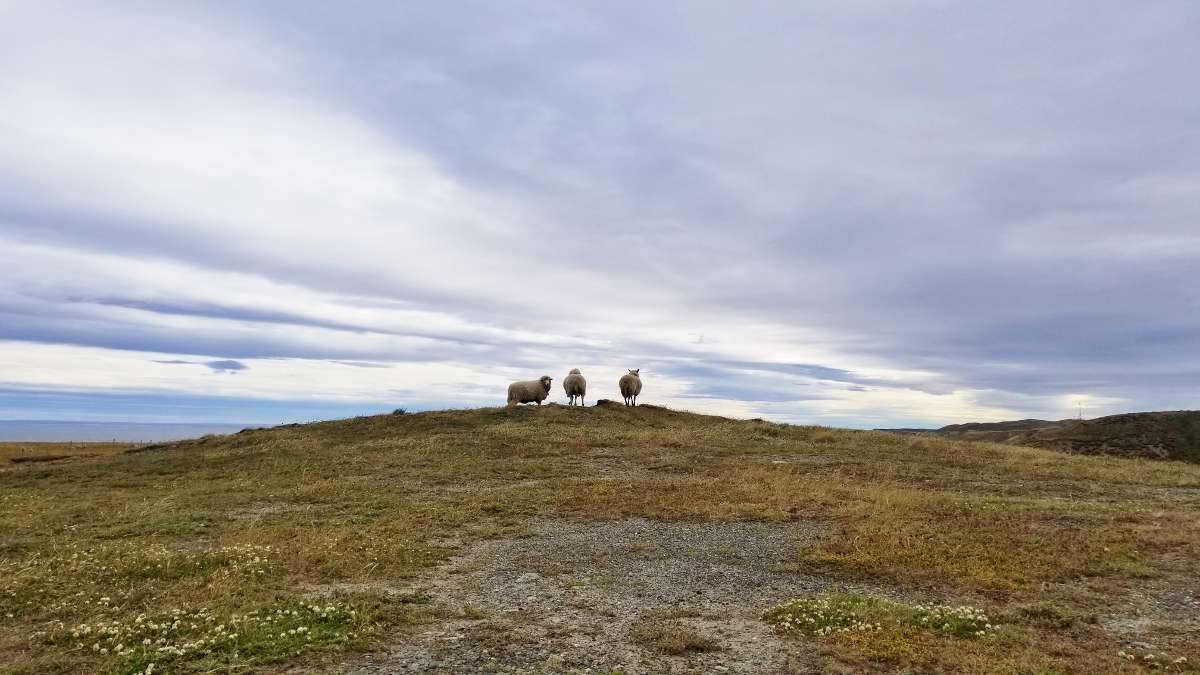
[{"left": 890, "top": 409, "right": 1200, "bottom": 462}]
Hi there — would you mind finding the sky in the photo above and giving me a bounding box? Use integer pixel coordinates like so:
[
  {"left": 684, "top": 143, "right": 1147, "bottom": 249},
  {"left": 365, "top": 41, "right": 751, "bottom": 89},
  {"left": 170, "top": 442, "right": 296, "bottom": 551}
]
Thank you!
[{"left": 1, "top": 1, "right": 1198, "bottom": 429}]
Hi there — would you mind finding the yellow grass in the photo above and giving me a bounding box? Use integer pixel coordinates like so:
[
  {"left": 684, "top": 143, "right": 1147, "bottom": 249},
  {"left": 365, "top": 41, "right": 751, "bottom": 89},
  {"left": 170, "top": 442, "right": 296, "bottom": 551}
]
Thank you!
[{"left": 0, "top": 442, "right": 136, "bottom": 465}]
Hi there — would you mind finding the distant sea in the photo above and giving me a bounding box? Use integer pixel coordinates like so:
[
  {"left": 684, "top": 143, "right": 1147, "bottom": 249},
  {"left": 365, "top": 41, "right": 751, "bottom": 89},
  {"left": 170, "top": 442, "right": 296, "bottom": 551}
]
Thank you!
[{"left": 0, "top": 420, "right": 253, "bottom": 442}]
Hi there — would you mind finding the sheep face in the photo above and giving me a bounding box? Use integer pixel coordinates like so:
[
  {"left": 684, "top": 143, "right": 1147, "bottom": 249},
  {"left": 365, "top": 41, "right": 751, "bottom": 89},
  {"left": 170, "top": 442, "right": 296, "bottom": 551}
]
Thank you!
[{"left": 539, "top": 375, "right": 552, "bottom": 392}]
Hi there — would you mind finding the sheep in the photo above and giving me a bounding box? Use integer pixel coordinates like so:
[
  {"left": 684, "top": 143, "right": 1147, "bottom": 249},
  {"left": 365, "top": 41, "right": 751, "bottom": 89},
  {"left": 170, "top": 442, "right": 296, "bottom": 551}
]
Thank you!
[
  {"left": 507, "top": 375, "right": 553, "bottom": 406},
  {"left": 618, "top": 369, "right": 642, "bottom": 406},
  {"left": 563, "top": 368, "right": 587, "bottom": 406}
]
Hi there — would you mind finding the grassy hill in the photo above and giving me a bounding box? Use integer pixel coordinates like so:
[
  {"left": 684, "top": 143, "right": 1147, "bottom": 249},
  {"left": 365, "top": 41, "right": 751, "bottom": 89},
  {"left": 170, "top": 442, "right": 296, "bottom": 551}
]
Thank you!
[
  {"left": 912, "top": 411, "right": 1200, "bottom": 463},
  {"left": 936, "top": 419, "right": 1066, "bottom": 437},
  {"left": 1017, "top": 411, "right": 1200, "bottom": 463},
  {"left": 2, "top": 403, "right": 1198, "bottom": 673}
]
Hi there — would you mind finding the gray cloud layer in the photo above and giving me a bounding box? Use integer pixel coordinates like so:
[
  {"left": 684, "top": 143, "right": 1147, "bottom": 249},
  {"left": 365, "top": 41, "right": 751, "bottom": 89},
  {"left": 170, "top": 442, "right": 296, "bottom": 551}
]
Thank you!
[{"left": 0, "top": 1, "right": 1197, "bottom": 425}]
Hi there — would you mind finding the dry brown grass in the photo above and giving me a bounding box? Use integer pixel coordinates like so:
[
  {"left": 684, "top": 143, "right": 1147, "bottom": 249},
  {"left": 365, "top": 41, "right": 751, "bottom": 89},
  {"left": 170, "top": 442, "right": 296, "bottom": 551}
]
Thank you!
[
  {"left": 630, "top": 619, "right": 722, "bottom": 655},
  {"left": 2, "top": 404, "right": 1198, "bottom": 672}
]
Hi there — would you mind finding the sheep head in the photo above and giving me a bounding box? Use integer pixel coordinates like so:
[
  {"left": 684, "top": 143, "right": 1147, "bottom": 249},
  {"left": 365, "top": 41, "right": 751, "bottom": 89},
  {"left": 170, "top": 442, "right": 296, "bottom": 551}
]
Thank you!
[
  {"left": 539, "top": 375, "right": 552, "bottom": 392},
  {"left": 628, "top": 369, "right": 640, "bottom": 376}
]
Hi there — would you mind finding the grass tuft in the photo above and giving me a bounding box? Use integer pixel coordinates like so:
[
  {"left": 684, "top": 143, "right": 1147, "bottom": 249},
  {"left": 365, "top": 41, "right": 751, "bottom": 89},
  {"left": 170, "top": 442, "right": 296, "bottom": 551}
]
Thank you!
[{"left": 630, "top": 620, "right": 722, "bottom": 655}]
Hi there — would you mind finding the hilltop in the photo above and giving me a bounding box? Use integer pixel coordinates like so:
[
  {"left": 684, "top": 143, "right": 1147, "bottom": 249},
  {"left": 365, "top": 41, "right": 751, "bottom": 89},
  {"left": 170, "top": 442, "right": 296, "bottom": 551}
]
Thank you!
[
  {"left": 891, "top": 411, "right": 1200, "bottom": 463},
  {"left": 2, "top": 403, "right": 1198, "bottom": 673}
]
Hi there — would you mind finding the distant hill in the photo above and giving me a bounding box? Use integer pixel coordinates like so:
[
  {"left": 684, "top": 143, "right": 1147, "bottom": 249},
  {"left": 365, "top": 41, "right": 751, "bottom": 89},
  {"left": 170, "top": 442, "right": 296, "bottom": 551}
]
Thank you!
[
  {"left": 1012, "top": 411, "right": 1200, "bottom": 462},
  {"left": 883, "top": 411, "right": 1200, "bottom": 462},
  {"left": 937, "top": 418, "right": 1065, "bottom": 435},
  {"left": 877, "top": 418, "right": 1063, "bottom": 439}
]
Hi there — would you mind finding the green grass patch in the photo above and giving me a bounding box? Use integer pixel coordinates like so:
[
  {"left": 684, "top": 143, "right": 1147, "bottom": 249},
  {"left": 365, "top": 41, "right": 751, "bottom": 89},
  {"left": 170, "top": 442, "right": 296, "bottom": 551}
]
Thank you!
[
  {"left": 763, "top": 593, "right": 996, "bottom": 639},
  {"left": 50, "top": 597, "right": 377, "bottom": 674}
]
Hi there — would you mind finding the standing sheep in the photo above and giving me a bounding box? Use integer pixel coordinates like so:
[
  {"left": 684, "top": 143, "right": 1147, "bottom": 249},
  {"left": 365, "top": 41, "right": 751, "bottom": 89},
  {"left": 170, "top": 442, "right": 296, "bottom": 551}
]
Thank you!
[
  {"left": 563, "top": 368, "right": 587, "bottom": 406},
  {"left": 507, "top": 375, "right": 553, "bottom": 406},
  {"left": 618, "top": 369, "right": 642, "bottom": 406}
]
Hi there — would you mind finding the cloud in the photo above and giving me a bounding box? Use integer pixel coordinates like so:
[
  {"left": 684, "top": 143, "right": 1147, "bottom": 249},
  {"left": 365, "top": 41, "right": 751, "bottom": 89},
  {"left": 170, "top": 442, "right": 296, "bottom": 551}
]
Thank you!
[
  {"left": 330, "top": 361, "right": 396, "bottom": 369},
  {"left": 205, "top": 360, "right": 248, "bottom": 374},
  {"left": 0, "top": 2, "right": 1198, "bottom": 427},
  {"left": 154, "top": 360, "right": 252, "bottom": 372}
]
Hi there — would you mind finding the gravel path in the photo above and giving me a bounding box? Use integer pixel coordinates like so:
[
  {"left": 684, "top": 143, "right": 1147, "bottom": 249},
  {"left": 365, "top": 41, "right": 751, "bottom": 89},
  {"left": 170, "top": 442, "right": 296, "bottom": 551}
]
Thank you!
[{"left": 351, "top": 517, "right": 845, "bottom": 673}]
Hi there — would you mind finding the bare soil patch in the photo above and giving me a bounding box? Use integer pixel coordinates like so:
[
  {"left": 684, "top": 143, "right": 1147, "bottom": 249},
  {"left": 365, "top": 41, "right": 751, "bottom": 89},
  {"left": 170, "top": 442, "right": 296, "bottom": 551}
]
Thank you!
[
  {"left": 1100, "top": 577, "right": 1200, "bottom": 652},
  {"left": 353, "top": 517, "right": 872, "bottom": 673}
]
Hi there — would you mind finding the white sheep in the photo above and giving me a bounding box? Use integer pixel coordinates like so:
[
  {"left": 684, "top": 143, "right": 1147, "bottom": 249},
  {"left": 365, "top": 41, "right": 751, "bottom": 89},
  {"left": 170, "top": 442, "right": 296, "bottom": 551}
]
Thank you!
[
  {"left": 563, "top": 368, "right": 587, "bottom": 406},
  {"left": 618, "top": 369, "right": 642, "bottom": 406},
  {"left": 507, "top": 375, "right": 553, "bottom": 406}
]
